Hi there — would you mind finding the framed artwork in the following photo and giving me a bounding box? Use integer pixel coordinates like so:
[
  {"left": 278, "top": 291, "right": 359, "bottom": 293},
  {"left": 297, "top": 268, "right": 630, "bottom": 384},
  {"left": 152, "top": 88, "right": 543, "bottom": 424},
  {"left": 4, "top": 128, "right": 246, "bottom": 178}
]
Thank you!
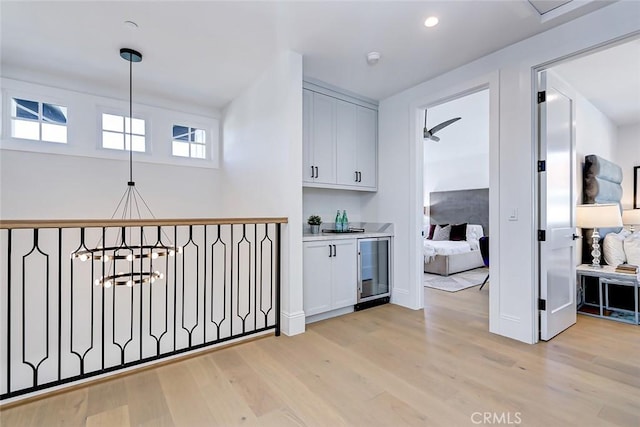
[{"left": 635, "top": 166, "right": 640, "bottom": 209}]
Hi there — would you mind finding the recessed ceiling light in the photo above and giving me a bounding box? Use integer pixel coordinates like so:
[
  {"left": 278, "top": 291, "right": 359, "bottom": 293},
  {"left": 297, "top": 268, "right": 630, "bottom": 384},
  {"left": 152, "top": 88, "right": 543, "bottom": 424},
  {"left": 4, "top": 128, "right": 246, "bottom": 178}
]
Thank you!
[{"left": 424, "top": 16, "right": 439, "bottom": 28}]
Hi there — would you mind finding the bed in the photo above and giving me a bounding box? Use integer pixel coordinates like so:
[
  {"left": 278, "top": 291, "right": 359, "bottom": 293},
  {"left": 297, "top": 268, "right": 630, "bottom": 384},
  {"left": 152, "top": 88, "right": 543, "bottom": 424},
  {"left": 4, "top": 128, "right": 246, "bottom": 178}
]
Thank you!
[
  {"left": 423, "top": 224, "right": 484, "bottom": 276},
  {"left": 423, "top": 188, "right": 489, "bottom": 276}
]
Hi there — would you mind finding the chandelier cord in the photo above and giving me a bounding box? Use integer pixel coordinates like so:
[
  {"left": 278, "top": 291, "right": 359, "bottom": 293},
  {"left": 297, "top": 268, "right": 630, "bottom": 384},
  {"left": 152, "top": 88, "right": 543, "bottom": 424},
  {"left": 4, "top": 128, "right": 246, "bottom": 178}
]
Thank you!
[{"left": 129, "top": 56, "right": 133, "bottom": 185}]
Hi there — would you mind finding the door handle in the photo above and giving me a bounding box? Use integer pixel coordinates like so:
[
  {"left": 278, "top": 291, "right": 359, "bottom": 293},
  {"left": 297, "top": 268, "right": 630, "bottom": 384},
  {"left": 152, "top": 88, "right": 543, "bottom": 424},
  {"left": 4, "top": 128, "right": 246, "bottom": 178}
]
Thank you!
[
  {"left": 355, "top": 171, "right": 358, "bottom": 182},
  {"left": 333, "top": 245, "right": 336, "bottom": 257},
  {"left": 315, "top": 166, "right": 319, "bottom": 178},
  {"left": 329, "top": 245, "right": 332, "bottom": 257},
  {"left": 311, "top": 166, "right": 315, "bottom": 178},
  {"left": 358, "top": 171, "right": 362, "bottom": 182},
  {"left": 572, "top": 234, "right": 581, "bottom": 240}
]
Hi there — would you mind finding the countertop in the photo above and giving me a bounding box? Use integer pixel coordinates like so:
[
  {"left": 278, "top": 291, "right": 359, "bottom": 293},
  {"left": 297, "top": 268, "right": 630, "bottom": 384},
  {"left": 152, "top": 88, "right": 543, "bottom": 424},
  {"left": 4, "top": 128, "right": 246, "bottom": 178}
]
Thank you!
[
  {"left": 303, "top": 231, "right": 393, "bottom": 242},
  {"left": 303, "top": 222, "right": 394, "bottom": 242}
]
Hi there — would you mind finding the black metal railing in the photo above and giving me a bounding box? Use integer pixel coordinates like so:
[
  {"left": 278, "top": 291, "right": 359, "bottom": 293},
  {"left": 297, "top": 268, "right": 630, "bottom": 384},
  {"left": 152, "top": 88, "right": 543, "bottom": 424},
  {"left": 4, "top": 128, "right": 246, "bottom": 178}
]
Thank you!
[{"left": 0, "top": 217, "right": 284, "bottom": 401}]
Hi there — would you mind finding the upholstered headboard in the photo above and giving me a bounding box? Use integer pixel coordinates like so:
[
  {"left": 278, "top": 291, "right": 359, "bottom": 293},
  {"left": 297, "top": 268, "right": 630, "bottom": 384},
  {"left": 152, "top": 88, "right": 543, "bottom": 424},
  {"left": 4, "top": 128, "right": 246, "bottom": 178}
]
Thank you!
[
  {"left": 582, "top": 154, "right": 623, "bottom": 262},
  {"left": 583, "top": 155, "right": 623, "bottom": 205},
  {"left": 429, "top": 188, "right": 489, "bottom": 235}
]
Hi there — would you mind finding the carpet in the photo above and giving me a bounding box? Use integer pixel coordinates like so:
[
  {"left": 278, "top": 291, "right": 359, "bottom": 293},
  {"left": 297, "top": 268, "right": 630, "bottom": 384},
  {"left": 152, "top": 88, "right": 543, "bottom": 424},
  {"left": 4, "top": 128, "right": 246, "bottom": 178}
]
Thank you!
[{"left": 424, "top": 267, "right": 489, "bottom": 292}]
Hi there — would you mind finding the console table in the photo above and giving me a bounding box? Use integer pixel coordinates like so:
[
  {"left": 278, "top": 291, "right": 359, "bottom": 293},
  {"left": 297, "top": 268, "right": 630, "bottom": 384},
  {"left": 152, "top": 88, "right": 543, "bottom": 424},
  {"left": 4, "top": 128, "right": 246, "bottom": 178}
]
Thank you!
[{"left": 576, "top": 264, "right": 639, "bottom": 325}]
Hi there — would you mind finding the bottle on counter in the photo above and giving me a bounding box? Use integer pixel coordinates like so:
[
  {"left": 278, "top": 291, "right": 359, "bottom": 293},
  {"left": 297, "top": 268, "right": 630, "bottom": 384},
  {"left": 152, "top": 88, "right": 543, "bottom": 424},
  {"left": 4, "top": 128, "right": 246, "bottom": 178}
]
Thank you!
[
  {"left": 335, "top": 210, "right": 342, "bottom": 232},
  {"left": 341, "top": 210, "right": 349, "bottom": 232}
]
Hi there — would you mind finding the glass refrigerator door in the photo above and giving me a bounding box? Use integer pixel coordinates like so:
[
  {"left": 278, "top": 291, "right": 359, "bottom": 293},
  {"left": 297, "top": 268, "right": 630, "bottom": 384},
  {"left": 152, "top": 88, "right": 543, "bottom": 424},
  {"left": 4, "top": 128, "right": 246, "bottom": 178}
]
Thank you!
[{"left": 358, "top": 238, "right": 390, "bottom": 301}]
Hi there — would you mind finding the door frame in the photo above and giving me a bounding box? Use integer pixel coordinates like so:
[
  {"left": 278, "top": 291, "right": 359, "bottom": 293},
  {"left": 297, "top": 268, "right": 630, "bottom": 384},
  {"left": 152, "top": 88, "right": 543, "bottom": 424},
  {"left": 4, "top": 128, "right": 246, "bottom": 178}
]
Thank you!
[
  {"left": 532, "top": 33, "right": 640, "bottom": 342},
  {"left": 411, "top": 71, "right": 500, "bottom": 330}
]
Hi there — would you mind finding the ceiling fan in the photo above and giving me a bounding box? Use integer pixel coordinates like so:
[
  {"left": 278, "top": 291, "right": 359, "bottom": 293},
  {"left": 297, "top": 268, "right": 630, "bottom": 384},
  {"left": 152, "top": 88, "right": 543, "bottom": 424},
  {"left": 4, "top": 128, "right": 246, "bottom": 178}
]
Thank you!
[{"left": 423, "top": 110, "right": 461, "bottom": 142}]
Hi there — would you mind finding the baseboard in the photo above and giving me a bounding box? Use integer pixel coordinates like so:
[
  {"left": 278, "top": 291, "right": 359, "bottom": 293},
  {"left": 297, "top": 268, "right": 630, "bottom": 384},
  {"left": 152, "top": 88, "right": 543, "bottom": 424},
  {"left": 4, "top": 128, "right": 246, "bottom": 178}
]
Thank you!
[
  {"left": 390, "top": 288, "right": 421, "bottom": 310},
  {"left": 281, "top": 310, "right": 306, "bottom": 336},
  {"left": 305, "top": 306, "right": 354, "bottom": 324}
]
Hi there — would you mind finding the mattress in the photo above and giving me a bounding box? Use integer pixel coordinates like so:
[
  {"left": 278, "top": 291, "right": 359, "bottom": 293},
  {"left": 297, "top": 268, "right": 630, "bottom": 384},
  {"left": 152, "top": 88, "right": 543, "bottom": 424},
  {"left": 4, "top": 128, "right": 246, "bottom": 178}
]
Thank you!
[{"left": 424, "top": 240, "right": 475, "bottom": 262}]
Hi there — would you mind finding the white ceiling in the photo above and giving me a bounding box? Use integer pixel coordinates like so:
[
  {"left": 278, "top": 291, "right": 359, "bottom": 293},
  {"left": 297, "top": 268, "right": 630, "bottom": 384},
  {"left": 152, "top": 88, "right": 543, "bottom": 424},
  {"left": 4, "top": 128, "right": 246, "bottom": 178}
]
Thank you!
[
  {"left": 528, "top": 0, "right": 574, "bottom": 15},
  {"left": 0, "top": 1, "right": 616, "bottom": 111},
  {"left": 552, "top": 37, "right": 640, "bottom": 126}
]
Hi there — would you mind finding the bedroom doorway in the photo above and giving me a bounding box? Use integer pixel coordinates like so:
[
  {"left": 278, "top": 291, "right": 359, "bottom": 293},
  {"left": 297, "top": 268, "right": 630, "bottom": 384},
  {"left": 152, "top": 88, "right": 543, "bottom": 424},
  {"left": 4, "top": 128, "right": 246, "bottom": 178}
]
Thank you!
[
  {"left": 534, "top": 35, "right": 640, "bottom": 341},
  {"left": 422, "top": 89, "right": 491, "bottom": 296}
]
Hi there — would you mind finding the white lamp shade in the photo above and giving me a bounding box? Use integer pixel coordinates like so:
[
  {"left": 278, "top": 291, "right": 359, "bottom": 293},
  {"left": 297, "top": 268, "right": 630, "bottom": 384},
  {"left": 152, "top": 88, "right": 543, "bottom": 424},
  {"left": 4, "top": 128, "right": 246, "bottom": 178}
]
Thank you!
[
  {"left": 622, "top": 209, "right": 640, "bottom": 226},
  {"left": 575, "top": 204, "right": 622, "bottom": 228}
]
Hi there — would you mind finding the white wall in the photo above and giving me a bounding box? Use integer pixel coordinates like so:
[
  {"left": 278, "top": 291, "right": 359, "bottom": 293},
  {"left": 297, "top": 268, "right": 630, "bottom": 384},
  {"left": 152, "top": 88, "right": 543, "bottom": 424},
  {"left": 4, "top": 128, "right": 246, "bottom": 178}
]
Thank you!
[
  {"left": 0, "top": 152, "right": 227, "bottom": 219},
  {"left": 303, "top": 187, "right": 367, "bottom": 231},
  {"left": 423, "top": 89, "right": 490, "bottom": 220},
  {"left": 615, "top": 122, "right": 640, "bottom": 209},
  {"left": 368, "top": 1, "right": 640, "bottom": 344},
  {"left": 222, "top": 51, "right": 304, "bottom": 336}
]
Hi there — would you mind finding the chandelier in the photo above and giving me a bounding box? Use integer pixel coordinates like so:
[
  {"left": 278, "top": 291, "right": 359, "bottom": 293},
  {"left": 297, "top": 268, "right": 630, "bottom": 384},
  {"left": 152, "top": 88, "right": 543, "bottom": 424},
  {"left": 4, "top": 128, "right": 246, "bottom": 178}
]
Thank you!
[{"left": 71, "top": 47, "right": 181, "bottom": 287}]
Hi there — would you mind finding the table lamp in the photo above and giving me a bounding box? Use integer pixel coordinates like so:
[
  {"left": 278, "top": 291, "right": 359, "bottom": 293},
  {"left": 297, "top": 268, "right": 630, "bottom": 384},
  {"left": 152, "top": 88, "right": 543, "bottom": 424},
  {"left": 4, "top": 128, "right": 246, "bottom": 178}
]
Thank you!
[
  {"left": 622, "top": 209, "right": 640, "bottom": 232},
  {"left": 576, "top": 204, "right": 623, "bottom": 268}
]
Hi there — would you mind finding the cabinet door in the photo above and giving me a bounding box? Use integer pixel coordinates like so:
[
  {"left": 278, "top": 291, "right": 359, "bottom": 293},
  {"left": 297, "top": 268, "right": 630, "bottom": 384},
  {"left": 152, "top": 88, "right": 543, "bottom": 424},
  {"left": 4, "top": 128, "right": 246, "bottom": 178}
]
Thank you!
[
  {"left": 302, "top": 89, "right": 315, "bottom": 183},
  {"left": 331, "top": 239, "right": 358, "bottom": 309},
  {"left": 356, "top": 106, "right": 377, "bottom": 189},
  {"left": 312, "top": 93, "right": 336, "bottom": 184},
  {"left": 336, "top": 99, "right": 358, "bottom": 186},
  {"left": 303, "top": 241, "right": 333, "bottom": 316}
]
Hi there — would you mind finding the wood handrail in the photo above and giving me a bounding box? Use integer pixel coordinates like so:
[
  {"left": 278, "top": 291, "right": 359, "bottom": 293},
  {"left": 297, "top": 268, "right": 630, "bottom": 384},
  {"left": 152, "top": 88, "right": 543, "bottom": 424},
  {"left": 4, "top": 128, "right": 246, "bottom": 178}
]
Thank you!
[{"left": 0, "top": 217, "right": 288, "bottom": 230}]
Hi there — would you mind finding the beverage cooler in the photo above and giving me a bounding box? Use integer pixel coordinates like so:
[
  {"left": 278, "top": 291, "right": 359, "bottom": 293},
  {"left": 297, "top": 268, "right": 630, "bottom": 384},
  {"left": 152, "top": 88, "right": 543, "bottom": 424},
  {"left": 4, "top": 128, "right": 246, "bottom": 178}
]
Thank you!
[{"left": 356, "top": 237, "right": 391, "bottom": 310}]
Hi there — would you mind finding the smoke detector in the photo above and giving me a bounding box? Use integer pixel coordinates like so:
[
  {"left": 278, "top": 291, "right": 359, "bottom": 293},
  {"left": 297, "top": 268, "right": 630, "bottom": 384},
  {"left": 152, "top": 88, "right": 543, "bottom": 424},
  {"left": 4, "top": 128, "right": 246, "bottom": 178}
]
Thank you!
[{"left": 366, "top": 52, "right": 381, "bottom": 66}]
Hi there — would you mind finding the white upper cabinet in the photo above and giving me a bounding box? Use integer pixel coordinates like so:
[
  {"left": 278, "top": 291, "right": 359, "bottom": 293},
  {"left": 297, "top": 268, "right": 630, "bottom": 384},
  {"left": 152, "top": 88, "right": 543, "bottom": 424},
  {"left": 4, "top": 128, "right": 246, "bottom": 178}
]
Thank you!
[
  {"left": 303, "top": 84, "right": 377, "bottom": 191},
  {"left": 303, "top": 90, "right": 337, "bottom": 185},
  {"left": 336, "top": 100, "right": 358, "bottom": 186},
  {"left": 354, "top": 106, "right": 377, "bottom": 189}
]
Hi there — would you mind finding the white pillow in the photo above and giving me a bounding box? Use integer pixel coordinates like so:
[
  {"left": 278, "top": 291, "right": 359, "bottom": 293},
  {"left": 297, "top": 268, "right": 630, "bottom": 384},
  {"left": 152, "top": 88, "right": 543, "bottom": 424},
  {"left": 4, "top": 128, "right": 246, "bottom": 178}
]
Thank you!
[
  {"left": 623, "top": 231, "right": 640, "bottom": 266},
  {"left": 466, "top": 224, "right": 484, "bottom": 241},
  {"left": 603, "top": 230, "right": 629, "bottom": 266},
  {"left": 432, "top": 224, "right": 451, "bottom": 241}
]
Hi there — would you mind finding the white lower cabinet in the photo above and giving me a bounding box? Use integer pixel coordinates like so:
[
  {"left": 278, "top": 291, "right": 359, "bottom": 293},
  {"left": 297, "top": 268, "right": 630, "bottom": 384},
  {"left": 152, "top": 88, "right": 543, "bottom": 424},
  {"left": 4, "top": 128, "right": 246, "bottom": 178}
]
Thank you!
[{"left": 303, "top": 239, "right": 357, "bottom": 317}]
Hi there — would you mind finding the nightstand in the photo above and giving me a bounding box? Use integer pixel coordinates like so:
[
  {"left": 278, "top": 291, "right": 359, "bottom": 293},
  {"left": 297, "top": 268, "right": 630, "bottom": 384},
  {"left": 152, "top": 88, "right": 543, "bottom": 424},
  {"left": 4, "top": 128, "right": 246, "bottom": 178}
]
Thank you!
[{"left": 576, "top": 264, "right": 639, "bottom": 325}]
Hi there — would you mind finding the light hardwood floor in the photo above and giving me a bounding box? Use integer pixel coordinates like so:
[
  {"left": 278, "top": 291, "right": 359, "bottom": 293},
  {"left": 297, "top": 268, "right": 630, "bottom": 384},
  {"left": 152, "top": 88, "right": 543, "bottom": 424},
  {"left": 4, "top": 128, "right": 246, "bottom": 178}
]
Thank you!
[{"left": 1, "top": 285, "right": 639, "bottom": 426}]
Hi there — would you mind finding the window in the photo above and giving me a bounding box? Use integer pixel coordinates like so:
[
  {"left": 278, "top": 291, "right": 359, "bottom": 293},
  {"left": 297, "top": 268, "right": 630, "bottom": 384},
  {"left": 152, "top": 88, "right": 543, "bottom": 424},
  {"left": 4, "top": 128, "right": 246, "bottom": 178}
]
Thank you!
[
  {"left": 172, "top": 125, "right": 206, "bottom": 159},
  {"left": 11, "top": 98, "right": 68, "bottom": 143},
  {"left": 102, "top": 113, "right": 145, "bottom": 152}
]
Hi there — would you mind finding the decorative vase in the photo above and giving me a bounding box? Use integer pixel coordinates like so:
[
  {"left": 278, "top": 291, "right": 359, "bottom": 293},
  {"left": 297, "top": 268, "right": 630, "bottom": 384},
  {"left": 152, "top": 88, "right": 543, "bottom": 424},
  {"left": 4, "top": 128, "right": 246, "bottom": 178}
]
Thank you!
[{"left": 310, "top": 224, "right": 320, "bottom": 234}]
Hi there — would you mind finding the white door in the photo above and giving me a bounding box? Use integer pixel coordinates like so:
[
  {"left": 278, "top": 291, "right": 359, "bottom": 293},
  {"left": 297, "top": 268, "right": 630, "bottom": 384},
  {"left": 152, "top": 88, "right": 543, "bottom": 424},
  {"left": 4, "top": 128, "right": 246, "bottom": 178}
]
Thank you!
[
  {"left": 538, "top": 70, "right": 577, "bottom": 341},
  {"left": 331, "top": 239, "right": 358, "bottom": 309},
  {"left": 303, "top": 241, "right": 333, "bottom": 316}
]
